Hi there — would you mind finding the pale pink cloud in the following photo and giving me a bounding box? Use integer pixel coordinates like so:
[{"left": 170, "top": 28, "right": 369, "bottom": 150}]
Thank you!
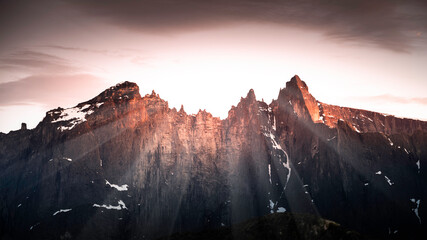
[
  {"left": 0, "top": 74, "right": 107, "bottom": 108},
  {"left": 350, "top": 94, "right": 427, "bottom": 106}
]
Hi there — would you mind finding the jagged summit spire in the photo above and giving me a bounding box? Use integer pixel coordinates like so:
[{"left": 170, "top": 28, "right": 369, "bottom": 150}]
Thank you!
[
  {"left": 280, "top": 75, "right": 308, "bottom": 97},
  {"left": 279, "top": 75, "right": 321, "bottom": 123},
  {"left": 293, "top": 74, "right": 301, "bottom": 81},
  {"left": 179, "top": 104, "right": 185, "bottom": 113},
  {"left": 287, "top": 75, "right": 309, "bottom": 92},
  {"left": 246, "top": 89, "right": 256, "bottom": 101},
  {"left": 238, "top": 88, "right": 257, "bottom": 106}
]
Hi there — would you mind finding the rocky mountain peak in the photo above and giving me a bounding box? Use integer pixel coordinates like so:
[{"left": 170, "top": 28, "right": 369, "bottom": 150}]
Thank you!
[
  {"left": 283, "top": 75, "right": 311, "bottom": 100},
  {"left": 238, "top": 88, "right": 257, "bottom": 106},
  {"left": 179, "top": 104, "right": 185, "bottom": 114},
  {"left": 2, "top": 75, "right": 427, "bottom": 240},
  {"left": 44, "top": 81, "right": 143, "bottom": 132},
  {"left": 150, "top": 90, "right": 159, "bottom": 97},
  {"left": 247, "top": 89, "right": 256, "bottom": 100},
  {"left": 278, "top": 76, "right": 321, "bottom": 123},
  {"left": 227, "top": 89, "right": 260, "bottom": 122},
  {"left": 233, "top": 89, "right": 256, "bottom": 109},
  {"left": 287, "top": 75, "right": 308, "bottom": 90},
  {"left": 87, "top": 81, "right": 142, "bottom": 104}
]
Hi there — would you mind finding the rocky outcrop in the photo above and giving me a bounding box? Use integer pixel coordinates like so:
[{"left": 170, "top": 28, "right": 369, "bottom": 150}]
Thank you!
[{"left": 0, "top": 76, "right": 426, "bottom": 240}]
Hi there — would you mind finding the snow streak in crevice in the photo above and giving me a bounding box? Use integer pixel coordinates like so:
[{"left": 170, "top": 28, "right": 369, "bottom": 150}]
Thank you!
[
  {"left": 105, "top": 180, "right": 129, "bottom": 191},
  {"left": 410, "top": 198, "right": 421, "bottom": 224},
  {"left": 260, "top": 106, "right": 291, "bottom": 190},
  {"left": 259, "top": 106, "right": 290, "bottom": 214},
  {"left": 53, "top": 208, "right": 72, "bottom": 216},
  {"left": 93, "top": 200, "right": 128, "bottom": 210}
]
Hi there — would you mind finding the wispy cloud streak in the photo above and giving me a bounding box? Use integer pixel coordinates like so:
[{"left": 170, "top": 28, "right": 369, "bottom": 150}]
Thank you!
[
  {"left": 64, "top": 0, "right": 427, "bottom": 52},
  {"left": 350, "top": 94, "right": 427, "bottom": 105}
]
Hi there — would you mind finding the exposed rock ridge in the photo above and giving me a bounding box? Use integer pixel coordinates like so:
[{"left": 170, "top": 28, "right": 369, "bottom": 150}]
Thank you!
[
  {"left": 0, "top": 75, "right": 426, "bottom": 240},
  {"left": 274, "top": 75, "right": 427, "bottom": 135},
  {"left": 88, "top": 81, "right": 141, "bottom": 103},
  {"left": 318, "top": 102, "right": 427, "bottom": 135},
  {"left": 39, "top": 76, "right": 427, "bottom": 136}
]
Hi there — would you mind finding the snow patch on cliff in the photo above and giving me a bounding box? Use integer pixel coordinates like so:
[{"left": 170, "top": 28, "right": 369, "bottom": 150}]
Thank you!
[
  {"left": 387, "top": 138, "right": 394, "bottom": 146},
  {"left": 260, "top": 113, "right": 292, "bottom": 190},
  {"left": 93, "top": 200, "right": 127, "bottom": 210},
  {"left": 51, "top": 104, "right": 95, "bottom": 131},
  {"left": 53, "top": 208, "right": 72, "bottom": 216},
  {"left": 29, "top": 222, "right": 40, "bottom": 230},
  {"left": 277, "top": 207, "right": 286, "bottom": 213},
  {"left": 416, "top": 160, "right": 420, "bottom": 173},
  {"left": 410, "top": 198, "right": 421, "bottom": 224},
  {"left": 353, "top": 125, "right": 361, "bottom": 133},
  {"left": 269, "top": 132, "right": 291, "bottom": 188},
  {"left": 269, "top": 200, "right": 275, "bottom": 213},
  {"left": 384, "top": 176, "right": 394, "bottom": 185},
  {"left": 258, "top": 106, "right": 268, "bottom": 112},
  {"left": 266, "top": 131, "right": 291, "bottom": 188},
  {"left": 272, "top": 116, "right": 276, "bottom": 131},
  {"left": 105, "top": 180, "right": 128, "bottom": 191}
]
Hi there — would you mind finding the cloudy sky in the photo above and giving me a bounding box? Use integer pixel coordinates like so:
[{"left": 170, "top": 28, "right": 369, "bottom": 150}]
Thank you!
[{"left": 1, "top": 0, "right": 427, "bottom": 132}]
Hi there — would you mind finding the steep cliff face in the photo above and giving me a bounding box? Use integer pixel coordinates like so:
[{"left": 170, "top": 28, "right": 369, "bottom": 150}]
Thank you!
[{"left": 0, "top": 76, "right": 426, "bottom": 240}]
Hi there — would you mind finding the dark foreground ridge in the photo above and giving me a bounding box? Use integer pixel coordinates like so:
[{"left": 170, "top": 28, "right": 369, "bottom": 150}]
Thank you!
[
  {"left": 0, "top": 75, "right": 426, "bottom": 240},
  {"left": 158, "top": 212, "right": 368, "bottom": 240}
]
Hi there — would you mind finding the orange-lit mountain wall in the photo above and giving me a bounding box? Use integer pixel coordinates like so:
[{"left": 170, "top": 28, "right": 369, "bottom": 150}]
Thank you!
[{"left": 1, "top": 76, "right": 426, "bottom": 240}]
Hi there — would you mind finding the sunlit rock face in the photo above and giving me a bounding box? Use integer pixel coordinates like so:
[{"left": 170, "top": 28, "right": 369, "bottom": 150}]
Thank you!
[
  {"left": 319, "top": 102, "right": 427, "bottom": 135},
  {"left": 0, "top": 76, "right": 426, "bottom": 240},
  {"left": 277, "top": 75, "right": 321, "bottom": 123}
]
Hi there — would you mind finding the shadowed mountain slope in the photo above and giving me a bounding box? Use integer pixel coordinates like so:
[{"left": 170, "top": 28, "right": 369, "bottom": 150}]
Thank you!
[{"left": 0, "top": 75, "right": 426, "bottom": 240}]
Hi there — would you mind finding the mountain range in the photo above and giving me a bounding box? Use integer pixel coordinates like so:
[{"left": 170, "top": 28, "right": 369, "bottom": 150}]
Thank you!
[{"left": 0, "top": 75, "right": 425, "bottom": 239}]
